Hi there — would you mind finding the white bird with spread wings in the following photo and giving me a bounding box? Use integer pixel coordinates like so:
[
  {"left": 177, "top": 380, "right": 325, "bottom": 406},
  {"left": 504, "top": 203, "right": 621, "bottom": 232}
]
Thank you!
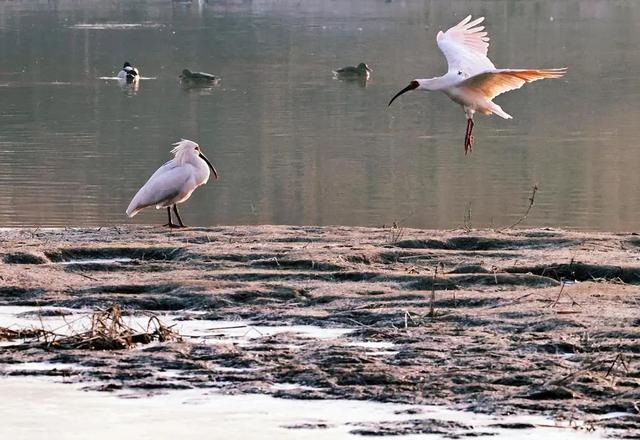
[{"left": 388, "top": 15, "right": 566, "bottom": 154}]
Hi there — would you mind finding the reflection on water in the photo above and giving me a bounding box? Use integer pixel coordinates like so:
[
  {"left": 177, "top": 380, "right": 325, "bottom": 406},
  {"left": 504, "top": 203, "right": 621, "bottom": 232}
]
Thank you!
[
  {"left": 0, "top": 0, "right": 639, "bottom": 230},
  {"left": 0, "top": 377, "right": 608, "bottom": 440},
  {"left": 68, "top": 23, "right": 164, "bottom": 30}
]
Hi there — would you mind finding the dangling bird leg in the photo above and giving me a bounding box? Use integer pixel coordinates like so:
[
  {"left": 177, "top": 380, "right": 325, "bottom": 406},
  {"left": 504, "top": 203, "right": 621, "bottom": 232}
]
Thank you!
[
  {"left": 464, "top": 119, "right": 471, "bottom": 154},
  {"left": 163, "top": 207, "right": 179, "bottom": 228},
  {"left": 464, "top": 118, "right": 475, "bottom": 154},
  {"left": 173, "top": 205, "right": 186, "bottom": 228}
]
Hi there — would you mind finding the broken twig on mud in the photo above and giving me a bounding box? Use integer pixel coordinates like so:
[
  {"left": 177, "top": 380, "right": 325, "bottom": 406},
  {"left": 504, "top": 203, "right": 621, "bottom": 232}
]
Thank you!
[{"left": 499, "top": 184, "right": 538, "bottom": 231}]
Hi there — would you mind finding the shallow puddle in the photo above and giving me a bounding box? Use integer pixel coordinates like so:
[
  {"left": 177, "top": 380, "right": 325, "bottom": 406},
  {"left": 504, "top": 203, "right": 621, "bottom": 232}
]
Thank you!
[
  {"left": 3, "top": 362, "right": 89, "bottom": 372},
  {"left": 0, "top": 306, "right": 84, "bottom": 335},
  {"left": 0, "top": 306, "right": 354, "bottom": 346},
  {"left": 158, "top": 318, "right": 354, "bottom": 344},
  {"left": 0, "top": 306, "right": 625, "bottom": 439},
  {"left": 56, "top": 258, "right": 133, "bottom": 265},
  {"left": 347, "top": 341, "right": 398, "bottom": 356},
  {"left": 0, "top": 377, "right": 607, "bottom": 440},
  {"left": 271, "top": 382, "right": 324, "bottom": 392}
]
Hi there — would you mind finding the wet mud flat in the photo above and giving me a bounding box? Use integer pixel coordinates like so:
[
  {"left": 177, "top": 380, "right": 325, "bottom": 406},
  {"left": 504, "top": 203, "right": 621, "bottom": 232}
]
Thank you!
[{"left": 1, "top": 225, "right": 639, "bottom": 437}]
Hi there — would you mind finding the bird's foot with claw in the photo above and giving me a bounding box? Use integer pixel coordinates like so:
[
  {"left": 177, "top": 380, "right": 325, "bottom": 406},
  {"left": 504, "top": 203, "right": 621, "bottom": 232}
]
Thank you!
[
  {"left": 163, "top": 223, "right": 185, "bottom": 229},
  {"left": 464, "top": 135, "right": 474, "bottom": 155}
]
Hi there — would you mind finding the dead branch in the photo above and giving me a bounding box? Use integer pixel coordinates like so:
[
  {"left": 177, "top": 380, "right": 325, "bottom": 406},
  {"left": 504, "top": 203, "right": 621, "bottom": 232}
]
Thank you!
[{"left": 499, "top": 184, "right": 538, "bottom": 232}]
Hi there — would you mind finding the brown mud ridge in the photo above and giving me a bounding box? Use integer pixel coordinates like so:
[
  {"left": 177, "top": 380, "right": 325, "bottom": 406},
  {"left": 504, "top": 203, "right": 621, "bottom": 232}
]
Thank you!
[{"left": 1, "top": 225, "right": 640, "bottom": 437}]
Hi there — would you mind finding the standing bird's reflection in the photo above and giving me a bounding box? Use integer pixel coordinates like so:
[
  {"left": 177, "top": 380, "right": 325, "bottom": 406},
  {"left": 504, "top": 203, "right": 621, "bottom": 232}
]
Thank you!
[{"left": 126, "top": 139, "right": 219, "bottom": 228}]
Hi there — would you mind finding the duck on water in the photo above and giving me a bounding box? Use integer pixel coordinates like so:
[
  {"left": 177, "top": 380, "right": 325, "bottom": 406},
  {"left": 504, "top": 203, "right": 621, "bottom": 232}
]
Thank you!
[
  {"left": 179, "top": 69, "right": 219, "bottom": 87},
  {"left": 333, "top": 63, "right": 373, "bottom": 80},
  {"left": 117, "top": 62, "right": 139, "bottom": 83}
]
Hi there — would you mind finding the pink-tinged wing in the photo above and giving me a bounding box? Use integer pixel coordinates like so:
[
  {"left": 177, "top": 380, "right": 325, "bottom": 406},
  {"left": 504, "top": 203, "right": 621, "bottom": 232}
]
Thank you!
[
  {"left": 126, "top": 162, "right": 191, "bottom": 217},
  {"left": 436, "top": 15, "right": 495, "bottom": 76},
  {"left": 460, "top": 68, "right": 567, "bottom": 100}
]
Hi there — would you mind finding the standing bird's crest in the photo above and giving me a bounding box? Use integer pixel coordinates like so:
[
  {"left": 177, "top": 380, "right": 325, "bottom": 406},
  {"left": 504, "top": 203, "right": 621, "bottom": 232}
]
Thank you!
[
  {"left": 171, "top": 139, "right": 200, "bottom": 164},
  {"left": 389, "top": 15, "right": 566, "bottom": 154}
]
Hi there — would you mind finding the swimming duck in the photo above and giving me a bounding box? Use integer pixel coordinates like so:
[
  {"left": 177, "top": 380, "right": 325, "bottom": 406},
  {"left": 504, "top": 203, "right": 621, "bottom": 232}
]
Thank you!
[
  {"left": 117, "top": 62, "right": 139, "bottom": 83},
  {"left": 179, "top": 69, "right": 219, "bottom": 86},
  {"left": 333, "top": 63, "right": 372, "bottom": 80}
]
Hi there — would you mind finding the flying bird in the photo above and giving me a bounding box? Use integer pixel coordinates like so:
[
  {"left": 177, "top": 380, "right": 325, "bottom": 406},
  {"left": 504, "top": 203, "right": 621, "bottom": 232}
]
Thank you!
[
  {"left": 388, "top": 15, "right": 566, "bottom": 154},
  {"left": 126, "top": 139, "right": 218, "bottom": 228},
  {"left": 117, "top": 62, "right": 139, "bottom": 83}
]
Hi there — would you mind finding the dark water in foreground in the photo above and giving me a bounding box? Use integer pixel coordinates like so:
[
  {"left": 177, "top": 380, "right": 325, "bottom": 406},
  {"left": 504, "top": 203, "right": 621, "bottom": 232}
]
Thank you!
[{"left": 0, "top": 0, "right": 639, "bottom": 230}]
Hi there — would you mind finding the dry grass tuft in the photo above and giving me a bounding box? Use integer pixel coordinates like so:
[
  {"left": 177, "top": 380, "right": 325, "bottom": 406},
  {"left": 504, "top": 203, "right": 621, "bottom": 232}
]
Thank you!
[
  {"left": 386, "top": 221, "right": 405, "bottom": 244},
  {"left": 0, "top": 326, "right": 49, "bottom": 341},
  {"left": 2, "top": 305, "right": 180, "bottom": 350},
  {"left": 52, "top": 305, "right": 180, "bottom": 350}
]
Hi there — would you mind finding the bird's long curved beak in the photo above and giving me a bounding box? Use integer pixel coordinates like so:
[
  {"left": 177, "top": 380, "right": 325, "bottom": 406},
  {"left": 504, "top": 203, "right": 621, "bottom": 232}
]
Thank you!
[
  {"left": 388, "top": 81, "right": 419, "bottom": 106},
  {"left": 199, "top": 152, "right": 219, "bottom": 180}
]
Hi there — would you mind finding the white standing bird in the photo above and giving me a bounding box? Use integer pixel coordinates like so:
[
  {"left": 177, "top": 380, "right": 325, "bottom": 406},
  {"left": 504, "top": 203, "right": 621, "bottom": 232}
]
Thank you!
[
  {"left": 126, "top": 139, "right": 218, "bottom": 228},
  {"left": 388, "top": 15, "right": 566, "bottom": 154}
]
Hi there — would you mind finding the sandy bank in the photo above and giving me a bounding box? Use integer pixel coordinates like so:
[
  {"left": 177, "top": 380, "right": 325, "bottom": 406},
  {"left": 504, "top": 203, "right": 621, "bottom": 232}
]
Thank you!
[{"left": 1, "top": 225, "right": 639, "bottom": 436}]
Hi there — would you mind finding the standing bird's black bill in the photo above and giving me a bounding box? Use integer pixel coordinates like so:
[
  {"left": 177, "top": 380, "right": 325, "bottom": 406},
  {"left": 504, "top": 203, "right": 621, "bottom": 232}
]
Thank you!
[
  {"left": 199, "top": 152, "right": 219, "bottom": 180},
  {"left": 388, "top": 80, "right": 419, "bottom": 106}
]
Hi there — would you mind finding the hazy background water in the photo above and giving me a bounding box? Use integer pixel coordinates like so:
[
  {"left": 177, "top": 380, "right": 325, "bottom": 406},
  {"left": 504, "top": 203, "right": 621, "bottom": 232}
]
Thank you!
[{"left": 0, "top": 0, "right": 638, "bottom": 230}]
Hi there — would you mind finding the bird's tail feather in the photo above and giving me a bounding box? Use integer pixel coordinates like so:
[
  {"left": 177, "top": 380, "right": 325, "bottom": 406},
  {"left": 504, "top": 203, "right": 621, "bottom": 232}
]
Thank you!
[
  {"left": 125, "top": 205, "right": 140, "bottom": 218},
  {"left": 126, "top": 195, "right": 149, "bottom": 218},
  {"left": 487, "top": 102, "right": 512, "bottom": 119}
]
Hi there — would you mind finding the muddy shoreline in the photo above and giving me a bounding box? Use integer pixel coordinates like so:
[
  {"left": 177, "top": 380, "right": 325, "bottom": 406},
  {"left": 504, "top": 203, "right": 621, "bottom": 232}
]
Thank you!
[{"left": 1, "top": 225, "right": 639, "bottom": 437}]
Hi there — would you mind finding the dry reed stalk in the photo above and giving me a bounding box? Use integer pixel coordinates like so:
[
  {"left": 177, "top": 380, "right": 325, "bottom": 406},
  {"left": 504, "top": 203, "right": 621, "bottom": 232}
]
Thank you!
[
  {"left": 40, "top": 305, "right": 181, "bottom": 350},
  {"left": 0, "top": 326, "right": 50, "bottom": 341},
  {"left": 463, "top": 202, "right": 472, "bottom": 232},
  {"left": 429, "top": 264, "right": 443, "bottom": 318},
  {"left": 499, "top": 184, "right": 538, "bottom": 232}
]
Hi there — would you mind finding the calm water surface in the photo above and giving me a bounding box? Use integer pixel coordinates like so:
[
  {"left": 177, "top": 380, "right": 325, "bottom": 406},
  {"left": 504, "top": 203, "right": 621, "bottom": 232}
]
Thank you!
[{"left": 1, "top": 0, "right": 639, "bottom": 230}]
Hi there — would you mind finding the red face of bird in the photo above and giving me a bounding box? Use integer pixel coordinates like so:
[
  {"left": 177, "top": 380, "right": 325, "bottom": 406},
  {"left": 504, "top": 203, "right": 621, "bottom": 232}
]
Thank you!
[
  {"left": 388, "top": 80, "right": 419, "bottom": 106},
  {"left": 194, "top": 145, "right": 219, "bottom": 180}
]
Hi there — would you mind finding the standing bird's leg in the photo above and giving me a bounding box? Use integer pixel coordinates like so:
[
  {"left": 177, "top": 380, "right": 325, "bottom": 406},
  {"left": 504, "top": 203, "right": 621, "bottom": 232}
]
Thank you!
[
  {"left": 163, "top": 207, "right": 179, "bottom": 228},
  {"left": 172, "top": 205, "right": 186, "bottom": 228}
]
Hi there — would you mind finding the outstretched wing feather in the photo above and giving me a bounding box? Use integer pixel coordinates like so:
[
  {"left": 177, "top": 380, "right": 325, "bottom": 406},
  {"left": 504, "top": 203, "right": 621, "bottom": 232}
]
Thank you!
[
  {"left": 460, "top": 68, "right": 567, "bottom": 100},
  {"left": 436, "top": 15, "right": 494, "bottom": 76}
]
